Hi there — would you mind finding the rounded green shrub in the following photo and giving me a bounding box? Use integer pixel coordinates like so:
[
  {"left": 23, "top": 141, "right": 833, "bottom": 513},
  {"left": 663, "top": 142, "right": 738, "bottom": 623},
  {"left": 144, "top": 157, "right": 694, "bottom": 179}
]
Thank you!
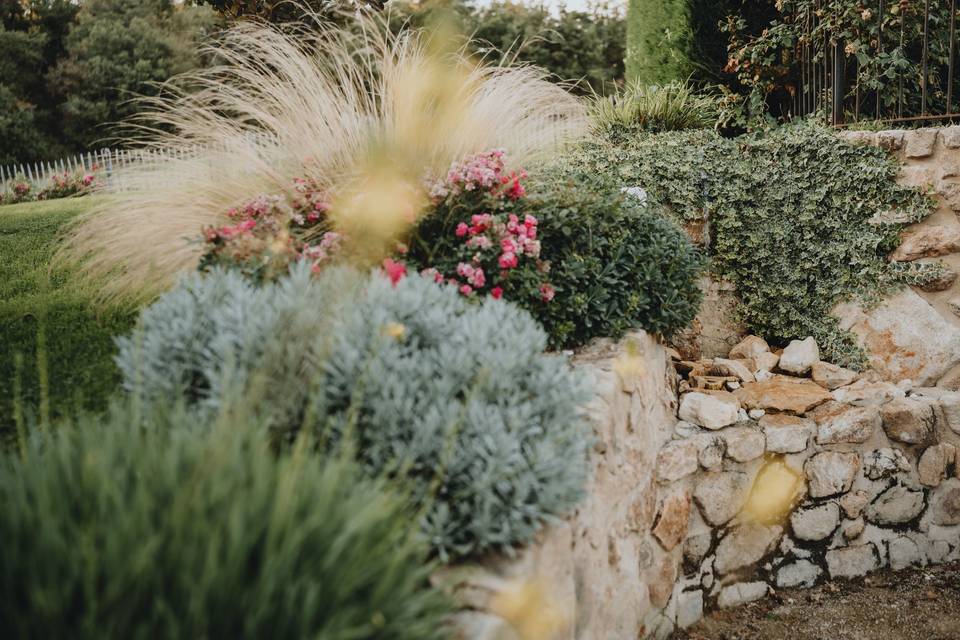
[
  {"left": 0, "top": 403, "right": 450, "bottom": 639},
  {"left": 117, "top": 265, "right": 592, "bottom": 559}
]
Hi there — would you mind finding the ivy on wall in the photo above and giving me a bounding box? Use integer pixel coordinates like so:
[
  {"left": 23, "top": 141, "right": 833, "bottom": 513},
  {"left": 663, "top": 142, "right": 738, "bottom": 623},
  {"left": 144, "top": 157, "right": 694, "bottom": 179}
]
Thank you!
[{"left": 551, "top": 122, "right": 935, "bottom": 367}]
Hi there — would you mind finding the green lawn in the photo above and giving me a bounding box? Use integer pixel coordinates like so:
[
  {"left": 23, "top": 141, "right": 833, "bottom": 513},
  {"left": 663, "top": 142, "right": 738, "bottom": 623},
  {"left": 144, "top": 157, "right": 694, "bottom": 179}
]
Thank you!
[{"left": 1, "top": 197, "right": 136, "bottom": 439}]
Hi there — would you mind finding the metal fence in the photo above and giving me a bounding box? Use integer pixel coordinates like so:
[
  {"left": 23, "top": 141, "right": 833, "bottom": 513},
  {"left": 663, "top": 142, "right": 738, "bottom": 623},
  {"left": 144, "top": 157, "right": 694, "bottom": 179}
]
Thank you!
[{"left": 792, "top": 0, "right": 959, "bottom": 126}]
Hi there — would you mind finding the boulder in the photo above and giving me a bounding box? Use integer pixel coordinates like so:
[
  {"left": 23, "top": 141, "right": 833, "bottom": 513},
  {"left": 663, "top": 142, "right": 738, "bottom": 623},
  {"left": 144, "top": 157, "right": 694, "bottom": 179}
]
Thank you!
[
  {"left": 833, "top": 288, "right": 960, "bottom": 385},
  {"left": 918, "top": 443, "right": 956, "bottom": 487},
  {"left": 759, "top": 414, "right": 814, "bottom": 453},
  {"left": 678, "top": 392, "right": 740, "bottom": 430},
  {"left": 811, "top": 362, "right": 859, "bottom": 390},
  {"left": 652, "top": 492, "right": 692, "bottom": 551},
  {"left": 889, "top": 225, "right": 960, "bottom": 262},
  {"left": 866, "top": 486, "right": 925, "bottom": 525},
  {"left": 881, "top": 397, "right": 938, "bottom": 446},
  {"left": 778, "top": 337, "right": 820, "bottom": 375},
  {"left": 927, "top": 478, "right": 960, "bottom": 526},
  {"left": 752, "top": 352, "right": 780, "bottom": 374},
  {"left": 775, "top": 560, "right": 822, "bottom": 589},
  {"left": 714, "top": 523, "right": 782, "bottom": 575},
  {"left": 811, "top": 402, "right": 880, "bottom": 444},
  {"left": 831, "top": 379, "right": 905, "bottom": 406},
  {"left": 656, "top": 440, "right": 699, "bottom": 482},
  {"left": 721, "top": 427, "right": 766, "bottom": 462},
  {"left": 734, "top": 375, "right": 832, "bottom": 414},
  {"left": 863, "top": 447, "right": 912, "bottom": 480},
  {"left": 728, "top": 335, "right": 770, "bottom": 361},
  {"left": 904, "top": 128, "right": 938, "bottom": 158},
  {"left": 717, "top": 582, "right": 769, "bottom": 609},
  {"left": 805, "top": 451, "right": 860, "bottom": 498},
  {"left": 790, "top": 502, "right": 841, "bottom": 541},
  {"left": 712, "top": 358, "right": 756, "bottom": 383},
  {"left": 825, "top": 544, "right": 880, "bottom": 579},
  {"left": 888, "top": 536, "right": 922, "bottom": 570},
  {"left": 693, "top": 471, "right": 755, "bottom": 526}
]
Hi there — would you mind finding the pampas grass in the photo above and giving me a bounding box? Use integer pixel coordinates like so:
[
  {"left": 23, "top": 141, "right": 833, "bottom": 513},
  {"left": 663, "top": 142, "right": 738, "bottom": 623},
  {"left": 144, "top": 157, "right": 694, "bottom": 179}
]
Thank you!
[{"left": 55, "top": 10, "right": 589, "bottom": 303}]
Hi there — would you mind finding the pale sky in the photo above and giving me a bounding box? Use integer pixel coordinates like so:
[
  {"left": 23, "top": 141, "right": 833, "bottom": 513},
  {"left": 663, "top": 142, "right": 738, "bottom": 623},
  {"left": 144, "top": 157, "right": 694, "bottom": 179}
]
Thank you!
[{"left": 472, "top": 0, "right": 626, "bottom": 15}]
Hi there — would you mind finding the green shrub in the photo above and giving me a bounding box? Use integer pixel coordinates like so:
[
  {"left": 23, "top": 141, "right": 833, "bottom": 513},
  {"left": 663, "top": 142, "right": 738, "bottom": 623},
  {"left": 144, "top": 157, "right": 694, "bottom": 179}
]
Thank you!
[
  {"left": 0, "top": 401, "right": 450, "bottom": 639},
  {"left": 560, "top": 123, "right": 934, "bottom": 366},
  {"left": 118, "top": 265, "right": 592, "bottom": 560},
  {"left": 625, "top": 0, "right": 692, "bottom": 85},
  {"left": 591, "top": 79, "right": 718, "bottom": 141}
]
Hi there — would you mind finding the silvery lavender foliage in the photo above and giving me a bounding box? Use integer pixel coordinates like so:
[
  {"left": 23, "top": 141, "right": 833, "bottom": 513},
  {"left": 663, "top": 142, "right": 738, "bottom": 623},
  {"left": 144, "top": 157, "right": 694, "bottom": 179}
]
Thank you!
[{"left": 117, "top": 264, "right": 591, "bottom": 559}]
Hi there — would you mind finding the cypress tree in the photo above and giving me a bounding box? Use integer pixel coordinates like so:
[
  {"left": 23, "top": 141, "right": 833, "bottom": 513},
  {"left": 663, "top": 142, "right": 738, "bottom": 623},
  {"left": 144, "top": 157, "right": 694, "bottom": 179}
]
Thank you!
[{"left": 625, "top": 0, "right": 692, "bottom": 84}]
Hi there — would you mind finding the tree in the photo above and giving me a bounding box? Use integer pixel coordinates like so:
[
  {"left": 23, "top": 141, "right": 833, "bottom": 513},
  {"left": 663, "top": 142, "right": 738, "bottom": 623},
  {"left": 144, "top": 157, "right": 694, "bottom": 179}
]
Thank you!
[
  {"left": 625, "top": 0, "right": 693, "bottom": 85},
  {"left": 47, "top": 0, "right": 215, "bottom": 150},
  {"left": 194, "top": 0, "right": 385, "bottom": 22}
]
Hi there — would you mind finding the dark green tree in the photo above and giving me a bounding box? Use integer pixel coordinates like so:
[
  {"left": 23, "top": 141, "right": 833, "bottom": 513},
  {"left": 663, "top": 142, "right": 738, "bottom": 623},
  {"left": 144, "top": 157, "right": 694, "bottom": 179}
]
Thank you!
[{"left": 625, "top": 0, "right": 693, "bottom": 85}]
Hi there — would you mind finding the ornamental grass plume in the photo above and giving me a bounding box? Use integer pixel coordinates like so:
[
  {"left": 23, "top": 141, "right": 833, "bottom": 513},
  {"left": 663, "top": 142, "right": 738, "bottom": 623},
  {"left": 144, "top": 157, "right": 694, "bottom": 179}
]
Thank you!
[{"left": 56, "top": 8, "right": 588, "bottom": 303}]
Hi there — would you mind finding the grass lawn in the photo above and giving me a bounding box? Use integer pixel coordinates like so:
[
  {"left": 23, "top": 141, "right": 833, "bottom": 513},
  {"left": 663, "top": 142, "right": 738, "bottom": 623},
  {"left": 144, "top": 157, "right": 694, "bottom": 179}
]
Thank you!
[{"left": 1, "top": 197, "right": 136, "bottom": 439}]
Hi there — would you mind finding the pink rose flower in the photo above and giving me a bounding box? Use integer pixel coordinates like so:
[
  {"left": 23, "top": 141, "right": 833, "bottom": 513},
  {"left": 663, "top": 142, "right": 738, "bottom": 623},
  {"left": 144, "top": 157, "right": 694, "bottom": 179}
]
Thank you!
[
  {"left": 491, "top": 287, "right": 503, "bottom": 299},
  {"left": 455, "top": 222, "right": 469, "bottom": 237},
  {"left": 382, "top": 258, "right": 407, "bottom": 286},
  {"left": 539, "top": 283, "right": 556, "bottom": 302},
  {"left": 459, "top": 284, "right": 473, "bottom": 296},
  {"left": 498, "top": 252, "right": 518, "bottom": 269}
]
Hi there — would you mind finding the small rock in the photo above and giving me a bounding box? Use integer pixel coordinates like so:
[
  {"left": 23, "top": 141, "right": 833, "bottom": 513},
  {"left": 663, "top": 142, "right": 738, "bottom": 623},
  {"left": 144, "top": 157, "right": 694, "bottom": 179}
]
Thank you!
[
  {"left": 673, "top": 420, "right": 703, "bottom": 439},
  {"left": 717, "top": 582, "right": 769, "bottom": 609},
  {"left": 917, "top": 263, "right": 958, "bottom": 292},
  {"left": 684, "top": 533, "right": 712, "bottom": 565},
  {"left": 866, "top": 485, "right": 925, "bottom": 525},
  {"left": 927, "top": 478, "right": 960, "bottom": 526},
  {"left": 881, "top": 397, "right": 939, "bottom": 446},
  {"left": 811, "top": 402, "right": 880, "bottom": 444},
  {"left": 676, "top": 589, "right": 703, "bottom": 630},
  {"left": 760, "top": 414, "right": 814, "bottom": 453},
  {"left": 779, "top": 337, "right": 820, "bottom": 375},
  {"left": 806, "top": 451, "right": 860, "bottom": 498},
  {"left": 695, "top": 435, "right": 725, "bottom": 471},
  {"left": 726, "top": 380, "right": 741, "bottom": 391},
  {"left": 752, "top": 351, "right": 780, "bottom": 374},
  {"left": 943, "top": 125, "right": 960, "bottom": 148},
  {"left": 811, "top": 362, "right": 859, "bottom": 390},
  {"left": 831, "top": 379, "right": 905, "bottom": 407},
  {"left": 653, "top": 493, "right": 692, "bottom": 551},
  {"left": 735, "top": 375, "right": 833, "bottom": 414},
  {"left": 842, "top": 517, "right": 866, "bottom": 540},
  {"left": 918, "top": 443, "right": 956, "bottom": 487},
  {"left": 826, "top": 544, "right": 880, "bottom": 579},
  {"left": 722, "top": 427, "right": 766, "bottom": 462},
  {"left": 679, "top": 392, "right": 740, "bottom": 430},
  {"left": 729, "top": 335, "right": 770, "bottom": 361},
  {"left": 737, "top": 408, "right": 749, "bottom": 422},
  {"left": 890, "top": 225, "right": 960, "bottom": 262},
  {"left": 940, "top": 393, "right": 960, "bottom": 434},
  {"left": 694, "top": 471, "right": 755, "bottom": 526},
  {"left": 714, "top": 523, "right": 783, "bottom": 575},
  {"left": 877, "top": 130, "right": 905, "bottom": 150},
  {"left": 839, "top": 490, "right": 870, "bottom": 518},
  {"left": 888, "top": 536, "right": 922, "bottom": 570},
  {"left": 657, "top": 440, "right": 699, "bottom": 482},
  {"left": 939, "top": 365, "right": 960, "bottom": 392},
  {"left": 748, "top": 408, "right": 766, "bottom": 420},
  {"left": 905, "top": 128, "right": 938, "bottom": 158},
  {"left": 776, "top": 560, "right": 822, "bottom": 588},
  {"left": 790, "top": 502, "right": 841, "bottom": 541},
  {"left": 714, "top": 357, "right": 756, "bottom": 383}
]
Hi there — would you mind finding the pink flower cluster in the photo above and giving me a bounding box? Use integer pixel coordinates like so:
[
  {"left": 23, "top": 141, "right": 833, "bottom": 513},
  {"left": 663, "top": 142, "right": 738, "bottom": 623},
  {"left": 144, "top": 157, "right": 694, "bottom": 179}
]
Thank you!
[
  {"left": 429, "top": 150, "right": 528, "bottom": 203},
  {"left": 301, "top": 231, "right": 344, "bottom": 273}
]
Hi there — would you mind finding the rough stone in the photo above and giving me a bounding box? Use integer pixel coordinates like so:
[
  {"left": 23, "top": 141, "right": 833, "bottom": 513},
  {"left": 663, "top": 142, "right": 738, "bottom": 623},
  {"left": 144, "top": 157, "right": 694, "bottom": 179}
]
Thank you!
[
  {"left": 790, "top": 502, "right": 841, "bottom": 541},
  {"left": 760, "top": 414, "right": 814, "bottom": 453},
  {"left": 831, "top": 379, "right": 905, "bottom": 407},
  {"left": 941, "top": 393, "right": 960, "bottom": 434},
  {"left": 939, "top": 364, "right": 960, "bottom": 391},
  {"left": 833, "top": 287, "right": 960, "bottom": 385},
  {"left": 676, "top": 590, "right": 703, "bottom": 630},
  {"left": 811, "top": 362, "right": 859, "bottom": 390},
  {"left": 877, "top": 130, "right": 905, "bottom": 151},
  {"left": 721, "top": 427, "right": 766, "bottom": 462},
  {"left": 729, "top": 335, "right": 770, "bottom": 361},
  {"left": 826, "top": 544, "right": 880, "bottom": 579},
  {"left": 734, "top": 375, "right": 832, "bottom": 414},
  {"left": 714, "top": 524, "right": 782, "bottom": 575},
  {"left": 888, "top": 536, "right": 922, "bottom": 570},
  {"left": 775, "top": 560, "right": 822, "bottom": 588},
  {"left": 693, "top": 471, "right": 755, "bottom": 526},
  {"left": 917, "top": 263, "right": 958, "bottom": 292},
  {"left": 656, "top": 440, "right": 699, "bottom": 482},
  {"left": 881, "top": 397, "right": 939, "bottom": 446},
  {"left": 695, "top": 435, "right": 725, "bottom": 471},
  {"left": 905, "top": 128, "right": 939, "bottom": 158},
  {"left": 890, "top": 225, "right": 960, "bottom": 261},
  {"left": 717, "top": 582, "right": 769, "bottom": 609},
  {"left": 684, "top": 533, "right": 712, "bottom": 565},
  {"left": 928, "top": 478, "right": 960, "bottom": 526},
  {"left": 653, "top": 492, "right": 692, "bottom": 551},
  {"left": 811, "top": 402, "right": 880, "bottom": 445},
  {"left": 842, "top": 517, "right": 866, "bottom": 540},
  {"left": 943, "top": 125, "right": 960, "bottom": 148},
  {"left": 864, "top": 447, "right": 913, "bottom": 480},
  {"left": 678, "top": 392, "right": 740, "bottom": 430},
  {"left": 839, "top": 490, "right": 870, "bottom": 518},
  {"left": 648, "top": 556, "right": 677, "bottom": 608},
  {"left": 866, "top": 485, "right": 925, "bottom": 525},
  {"left": 918, "top": 443, "right": 956, "bottom": 487},
  {"left": 805, "top": 451, "right": 860, "bottom": 498},
  {"left": 752, "top": 351, "right": 780, "bottom": 374},
  {"left": 674, "top": 420, "right": 703, "bottom": 439},
  {"left": 778, "top": 337, "right": 820, "bottom": 375},
  {"left": 713, "top": 358, "right": 756, "bottom": 383}
]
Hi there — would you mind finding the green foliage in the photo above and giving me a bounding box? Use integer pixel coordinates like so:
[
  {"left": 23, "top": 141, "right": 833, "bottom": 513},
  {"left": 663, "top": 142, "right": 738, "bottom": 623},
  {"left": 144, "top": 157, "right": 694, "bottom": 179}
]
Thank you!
[
  {"left": 196, "top": 0, "right": 383, "bottom": 22},
  {"left": 562, "top": 122, "right": 934, "bottom": 367},
  {"left": 591, "top": 79, "right": 719, "bottom": 140},
  {"left": 0, "top": 197, "right": 135, "bottom": 440},
  {"left": 0, "top": 401, "right": 451, "bottom": 639},
  {"left": 117, "top": 265, "right": 592, "bottom": 560},
  {"left": 625, "top": 0, "right": 692, "bottom": 85}
]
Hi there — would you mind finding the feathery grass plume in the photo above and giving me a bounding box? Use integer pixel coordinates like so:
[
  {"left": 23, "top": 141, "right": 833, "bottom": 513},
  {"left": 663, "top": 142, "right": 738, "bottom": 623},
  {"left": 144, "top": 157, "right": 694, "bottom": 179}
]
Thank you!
[{"left": 55, "top": 8, "right": 589, "bottom": 303}]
